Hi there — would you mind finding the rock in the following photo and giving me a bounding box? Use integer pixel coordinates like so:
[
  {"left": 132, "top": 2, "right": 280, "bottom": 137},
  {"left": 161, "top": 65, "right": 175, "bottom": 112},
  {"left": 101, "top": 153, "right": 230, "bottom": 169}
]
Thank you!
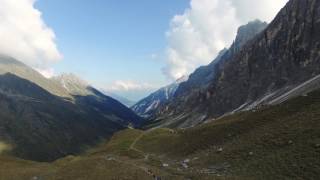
[
  {"left": 147, "top": 169, "right": 154, "bottom": 176},
  {"left": 249, "top": 152, "right": 254, "bottom": 156},
  {"left": 183, "top": 159, "right": 190, "bottom": 163},
  {"left": 144, "top": 155, "right": 149, "bottom": 161},
  {"left": 105, "top": 155, "right": 115, "bottom": 161},
  {"left": 181, "top": 159, "right": 190, "bottom": 169},
  {"left": 315, "top": 144, "right": 320, "bottom": 148},
  {"left": 217, "top": 148, "right": 223, "bottom": 153},
  {"left": 162, "top": 163, "right": 169, "bottom": 167},
  {"left": 288, "top": 140, "right": 293, "bottom": 145},
  {"left": 181, "top": 162, "right": 189, "bottom": 169}
]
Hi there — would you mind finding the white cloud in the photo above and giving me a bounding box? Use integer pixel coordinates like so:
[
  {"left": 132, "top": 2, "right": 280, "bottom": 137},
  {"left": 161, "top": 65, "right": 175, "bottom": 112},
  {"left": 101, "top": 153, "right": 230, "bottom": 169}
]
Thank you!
[
  {"left": 163, "top": 0, "right": 288, "bottom": 80},
  {"left": 0, "top": 0, "right": 62, "bottom": 70},
  {"left": 107, "top": 80, "right": 158, "bottom": 92}
]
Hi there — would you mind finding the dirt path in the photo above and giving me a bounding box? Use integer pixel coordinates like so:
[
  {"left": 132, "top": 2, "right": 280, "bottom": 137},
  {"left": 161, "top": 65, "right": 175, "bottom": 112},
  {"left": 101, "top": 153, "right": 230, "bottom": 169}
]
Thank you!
[
  {"left": 129, "top": 130, "right": 152, "bottom": 156},
  {"left": 129, "top": 131, "right": 145, "bottom": 150}
]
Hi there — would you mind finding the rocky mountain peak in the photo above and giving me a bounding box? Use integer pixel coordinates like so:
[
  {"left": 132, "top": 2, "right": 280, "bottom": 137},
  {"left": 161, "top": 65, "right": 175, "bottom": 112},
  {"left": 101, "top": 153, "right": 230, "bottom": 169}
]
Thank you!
[
  {"left": 53, "top": 73, "right": 91, "bottom": 96},
  {"left": 175, "top": 75, "right": 189, "bottom": 84},
  {"left": 0, "top": 55, "right": 70, "bottom": 97},
  {"left": 232, "top": 19, "right": 268, "bottom": 51},
  {"left": 55, "top": 73, "right": 89, "bottom": 87}
]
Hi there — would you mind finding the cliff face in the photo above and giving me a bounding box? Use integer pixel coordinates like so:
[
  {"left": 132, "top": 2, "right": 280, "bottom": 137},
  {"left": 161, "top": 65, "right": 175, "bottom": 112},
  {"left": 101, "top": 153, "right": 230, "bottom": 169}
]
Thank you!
[
  {"left": 152, "top": 0, "right": 320, "bottom": 128},
  {"left": 175, "top": 20, "right": 268, "bottom": 99}
]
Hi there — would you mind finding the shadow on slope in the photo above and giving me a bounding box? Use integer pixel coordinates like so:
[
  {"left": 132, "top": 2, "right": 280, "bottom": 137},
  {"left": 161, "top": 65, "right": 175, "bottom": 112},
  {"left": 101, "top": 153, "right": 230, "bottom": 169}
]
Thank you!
[
  {"left": 0, "top": 73, "right": 127, "bottom": 162},
  {"left": 74, "top": 86, "right": 143, "bottom": 127}
]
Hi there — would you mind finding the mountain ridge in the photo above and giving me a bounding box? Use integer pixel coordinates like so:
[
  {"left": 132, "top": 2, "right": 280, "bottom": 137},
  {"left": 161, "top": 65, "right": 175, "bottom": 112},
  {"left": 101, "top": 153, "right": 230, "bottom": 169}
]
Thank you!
[
  {"left": 150, "top": 0, "right": 320, "bottom": 128},
  {"left": 131, "top": 75, "right": 188, "bottom": 118}
]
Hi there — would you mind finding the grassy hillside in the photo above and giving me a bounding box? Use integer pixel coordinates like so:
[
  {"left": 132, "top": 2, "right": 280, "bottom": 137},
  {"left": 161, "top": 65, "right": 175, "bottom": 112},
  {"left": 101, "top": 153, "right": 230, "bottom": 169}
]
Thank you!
[{"left": 1, "top": 90, "right": 320, "bottom": 179}]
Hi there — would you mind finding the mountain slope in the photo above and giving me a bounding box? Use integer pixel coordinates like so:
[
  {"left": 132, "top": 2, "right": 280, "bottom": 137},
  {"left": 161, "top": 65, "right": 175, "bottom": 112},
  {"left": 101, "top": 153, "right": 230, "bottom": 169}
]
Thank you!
[
  {"left": 152, "top": 0, "right": 320, "bottom": 128},
  {"left": 131, "top": 76, "right": 188, "bottom": 118},
  {"left": 0, "top": 73, "right": 123, "bottom": 161},
  {"left": 0, "top": 58, "right": 142, "bottom": 161},
  {"left": 0, "top": 55, "right": 70, "bottom": 97},
  {"left": 53, "top": 73, "right": 143, "bottom": 126}
]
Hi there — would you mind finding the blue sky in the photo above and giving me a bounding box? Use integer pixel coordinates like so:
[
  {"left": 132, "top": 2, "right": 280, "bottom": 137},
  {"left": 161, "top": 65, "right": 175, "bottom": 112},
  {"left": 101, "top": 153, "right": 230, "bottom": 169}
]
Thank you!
[
  {"left": 35, "top": 0, "right": 188, "bottom": 101},
  {"left": 0, "top": 0, "right": 287, "bottom": 101}
]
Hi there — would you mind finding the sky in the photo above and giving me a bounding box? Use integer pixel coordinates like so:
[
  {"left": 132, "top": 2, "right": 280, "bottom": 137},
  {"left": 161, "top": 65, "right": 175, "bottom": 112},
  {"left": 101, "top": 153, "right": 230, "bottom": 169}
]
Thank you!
[{"left": 0, "top": 0, "right": 288, "bottom": 101}]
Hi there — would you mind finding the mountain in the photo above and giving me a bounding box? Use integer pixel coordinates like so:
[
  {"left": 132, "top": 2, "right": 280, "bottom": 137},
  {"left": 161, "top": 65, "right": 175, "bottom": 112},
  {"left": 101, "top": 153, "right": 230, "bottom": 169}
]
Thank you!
[
  {"left": 175, "top": 20, "right": 268, "bottom": 103},
  {"left": 53, "top": 73, "right": 136, "bottom": 107},
  {"left": 0, "top": 57, "right": 142, "bottom": 161},
  {"left": 131, "top": 76, "right": 188, "bottom": 118},
  {"left": 151, "top": 0, "right": 320, "bottom": 128},
  {"left": 146, "top": 20, "right": 268, "bottom": 128},
  {"left": 53, "top": 73, "right": 142, "bottom": 126},
  {"left": 0, "top": 55, "right": 70, "bottom": 97},
  {"left": 52, "top": 73, "right": 91, "bottom": 96}
]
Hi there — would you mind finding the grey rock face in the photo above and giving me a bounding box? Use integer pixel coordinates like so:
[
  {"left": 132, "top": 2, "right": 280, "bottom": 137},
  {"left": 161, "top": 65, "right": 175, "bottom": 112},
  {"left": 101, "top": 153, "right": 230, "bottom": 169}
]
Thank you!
[
  {"left": 233, "top": 20, "right": 268, "bottom": 51},
  {"left": 175, "top": 20, "right": 268, "bottom": 99},
  {"left": 152, "top": 0, "right": 320, "bottom": 128}
]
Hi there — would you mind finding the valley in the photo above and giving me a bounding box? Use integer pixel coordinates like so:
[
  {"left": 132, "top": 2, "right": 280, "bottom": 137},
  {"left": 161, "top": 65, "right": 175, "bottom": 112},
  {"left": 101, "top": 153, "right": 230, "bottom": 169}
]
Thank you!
[
  {"left": 1, "top": 88, "right": 319, "bottom": 179},
  {"left": 0, "top": 0, "right": 319, "bottom": 179}
]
